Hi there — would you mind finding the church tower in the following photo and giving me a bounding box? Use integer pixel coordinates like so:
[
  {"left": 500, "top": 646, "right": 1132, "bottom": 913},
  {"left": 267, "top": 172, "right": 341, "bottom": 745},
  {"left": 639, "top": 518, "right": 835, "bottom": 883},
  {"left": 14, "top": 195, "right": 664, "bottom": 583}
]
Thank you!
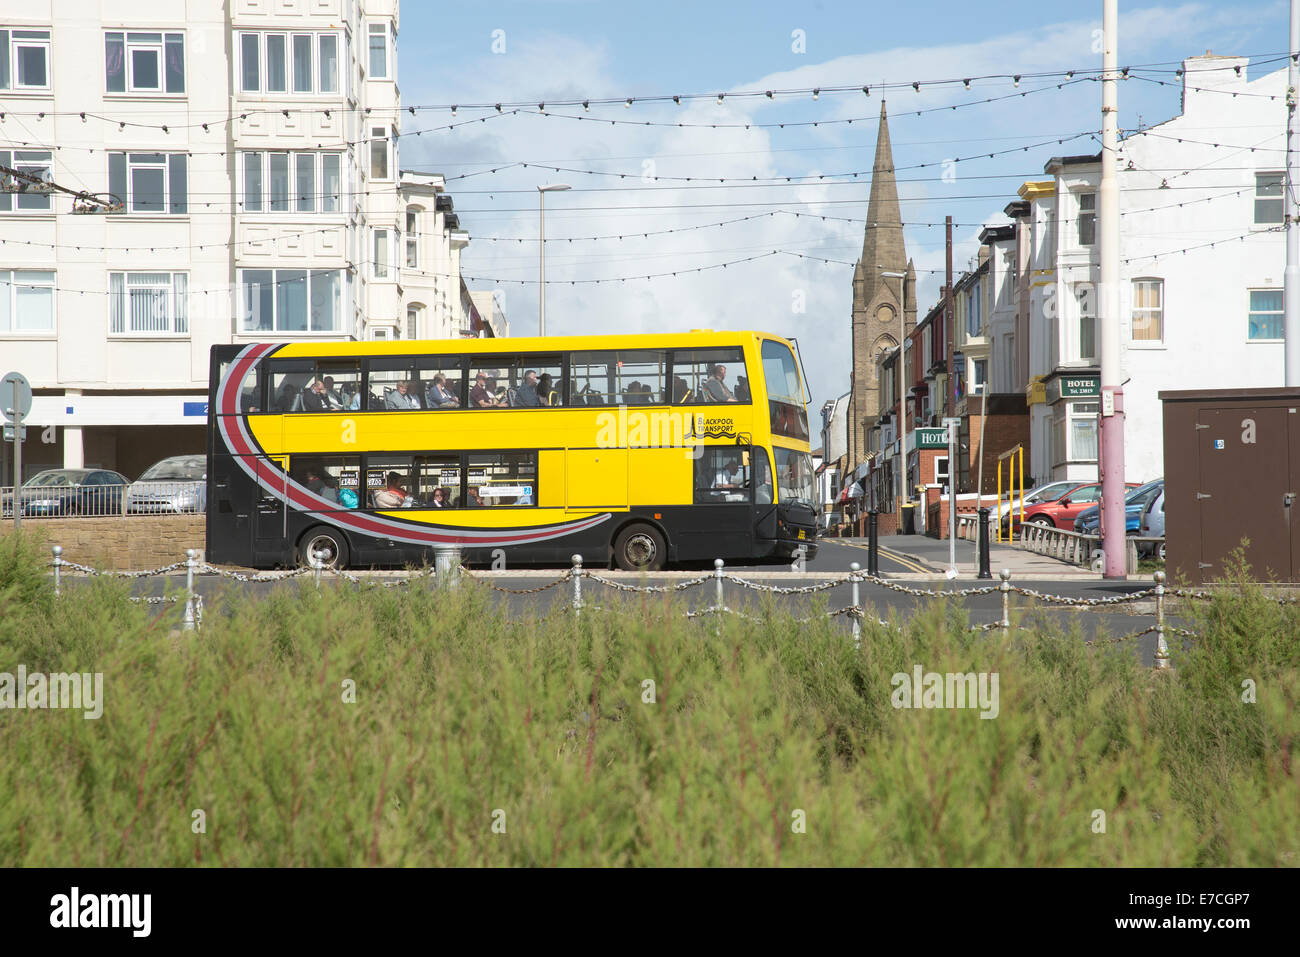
[{"left": 849, "top": 101, "right": 915, "bottom": 471}]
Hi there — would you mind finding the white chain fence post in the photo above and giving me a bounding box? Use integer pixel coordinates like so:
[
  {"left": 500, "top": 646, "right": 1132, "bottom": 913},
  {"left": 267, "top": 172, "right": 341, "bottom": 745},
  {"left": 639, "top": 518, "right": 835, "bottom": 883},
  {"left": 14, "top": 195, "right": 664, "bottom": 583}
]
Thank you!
[
  {"left": 311, "top": 549, "right": 324, "bottom": 590},
  {"left": 51, "top": 545, "right": 62, "bottom": 598},
  {"left": 183, "top": 548, "right": 198, "bottom": 631},
  {"left": 571, "top": 554, "right": 583, "bottom": 617},
  {"left": 849, "top": 561, "right": 861, "bottom": 648},
  {"left": 1153, "top": 571, "right": 1170, "bottom": 669},
  {"left": 999, "top": 569, "right": 1012, "bottom": 633}
]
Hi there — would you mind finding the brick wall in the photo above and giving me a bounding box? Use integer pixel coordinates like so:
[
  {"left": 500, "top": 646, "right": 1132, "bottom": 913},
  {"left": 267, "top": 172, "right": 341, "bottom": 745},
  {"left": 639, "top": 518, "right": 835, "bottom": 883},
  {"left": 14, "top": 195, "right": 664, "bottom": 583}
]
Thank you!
[{"left": 0, "top": 517, "right": 205, "bottom": 570}]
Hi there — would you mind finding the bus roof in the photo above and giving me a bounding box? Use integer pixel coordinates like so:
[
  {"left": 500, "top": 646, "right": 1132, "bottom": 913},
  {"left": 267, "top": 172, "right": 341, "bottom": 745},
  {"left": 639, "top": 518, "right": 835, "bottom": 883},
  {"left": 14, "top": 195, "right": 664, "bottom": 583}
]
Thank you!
[{"left": 221, "top": 330, "right": 796, "bottom": 359}]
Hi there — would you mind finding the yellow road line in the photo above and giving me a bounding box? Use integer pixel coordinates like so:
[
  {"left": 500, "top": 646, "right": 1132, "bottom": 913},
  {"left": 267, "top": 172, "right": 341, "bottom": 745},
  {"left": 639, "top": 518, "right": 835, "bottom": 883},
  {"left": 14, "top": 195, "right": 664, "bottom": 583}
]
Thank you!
[{"left": 828, "top": 540, "right": 933, "bottom": 574}]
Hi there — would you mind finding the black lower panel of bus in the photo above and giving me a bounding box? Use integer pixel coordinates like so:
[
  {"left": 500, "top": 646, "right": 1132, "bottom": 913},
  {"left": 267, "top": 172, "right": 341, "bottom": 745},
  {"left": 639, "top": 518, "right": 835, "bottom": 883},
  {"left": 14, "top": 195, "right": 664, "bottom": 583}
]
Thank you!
[{"left": 208, "top": 504, "right": 816, "bottom": 572}]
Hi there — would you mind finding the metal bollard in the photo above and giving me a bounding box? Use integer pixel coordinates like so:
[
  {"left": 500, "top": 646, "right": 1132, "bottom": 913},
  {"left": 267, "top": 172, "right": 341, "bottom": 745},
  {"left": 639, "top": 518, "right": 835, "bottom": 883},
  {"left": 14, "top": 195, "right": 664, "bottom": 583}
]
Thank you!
[
  {"left": 714, "top": 558, "right": 725, "bottom": 608},
  {"left": 849, "top": 561, "right": 861, "bottom": 648},
  {"left": 311, "top": 549, "right": 325, "bottom": 589},
  {"left": 51, "top": 545, "right": 62, "bottom": 598},
  {"left": 434, "top": 544, "right": 461, "bottom": 589},
  {"left": 977, "top": 507, "right": 992, "bottom": 579},
  {"left": 183, "top": 548, "right": 198, "bottom": 631},
  {"left": 571, "top": 554, "right": 583, "bottom": 616},
  {"left": 1153, "top": 571, "right": 1169, "bottom": 670},
  {"left": 999, "top": 569, "right": 1011, "bottom": 633},
  {"left": 867, "top": 510, "right": 879, "bottom": 577}
]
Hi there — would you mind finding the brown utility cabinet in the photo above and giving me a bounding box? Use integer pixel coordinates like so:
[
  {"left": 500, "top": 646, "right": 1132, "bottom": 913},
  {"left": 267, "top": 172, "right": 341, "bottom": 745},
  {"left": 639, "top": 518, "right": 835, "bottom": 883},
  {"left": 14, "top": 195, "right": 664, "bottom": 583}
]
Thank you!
[{"left": 1160, "top": 388, "right": 1300, "bottom": 584}]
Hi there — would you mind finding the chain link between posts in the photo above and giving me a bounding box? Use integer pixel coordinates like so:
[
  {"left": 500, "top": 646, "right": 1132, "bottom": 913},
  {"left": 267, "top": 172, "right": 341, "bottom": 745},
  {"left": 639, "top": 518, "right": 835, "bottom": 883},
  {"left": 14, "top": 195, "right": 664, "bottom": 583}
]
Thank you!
[{"left": 45, "top": 547, "right": 1261, "bottom": 661}]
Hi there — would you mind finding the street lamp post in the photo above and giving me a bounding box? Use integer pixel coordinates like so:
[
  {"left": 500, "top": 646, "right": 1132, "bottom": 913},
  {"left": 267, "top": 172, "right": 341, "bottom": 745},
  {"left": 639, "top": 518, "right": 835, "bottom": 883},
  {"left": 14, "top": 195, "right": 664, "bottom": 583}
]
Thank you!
[
  {"left": 880, "top": 269, "right": 908, "bottom": 504},
  {"left": 537, "top": 184, "right": 571, "bottom": 336}
]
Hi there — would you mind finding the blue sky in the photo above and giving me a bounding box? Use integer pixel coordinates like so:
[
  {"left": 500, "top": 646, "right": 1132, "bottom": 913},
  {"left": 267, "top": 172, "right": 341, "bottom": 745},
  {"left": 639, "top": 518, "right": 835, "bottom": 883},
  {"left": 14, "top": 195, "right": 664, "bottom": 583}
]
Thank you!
[{"left": 396, "top": 1, "right": 1289, "bottom": 416}]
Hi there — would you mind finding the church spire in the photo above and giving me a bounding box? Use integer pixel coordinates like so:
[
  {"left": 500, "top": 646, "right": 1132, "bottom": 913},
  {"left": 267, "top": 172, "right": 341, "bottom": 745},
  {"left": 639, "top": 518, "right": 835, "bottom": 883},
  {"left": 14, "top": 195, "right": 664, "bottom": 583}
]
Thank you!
[{"left": 857, "top": 101, "right": 906, "bottom": 307}]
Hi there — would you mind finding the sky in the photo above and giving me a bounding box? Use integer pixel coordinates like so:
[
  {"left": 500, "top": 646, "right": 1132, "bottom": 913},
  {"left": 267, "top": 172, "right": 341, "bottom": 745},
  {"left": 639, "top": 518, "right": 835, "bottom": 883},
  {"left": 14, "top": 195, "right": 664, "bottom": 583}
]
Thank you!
[{"left": 396, "top": 0, "right": 1289, "bottom": 420}]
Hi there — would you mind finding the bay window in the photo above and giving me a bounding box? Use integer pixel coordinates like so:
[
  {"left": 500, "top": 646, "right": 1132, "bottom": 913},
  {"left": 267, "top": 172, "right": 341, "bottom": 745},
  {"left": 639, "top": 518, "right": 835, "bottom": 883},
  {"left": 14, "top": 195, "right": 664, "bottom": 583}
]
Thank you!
[
  {"left": 109, "top": 271, "right": 188, "bottom": 334},
  {"left": 370, "top": 127, "right": 390, "bottom": 180},
  {"left": 368, "top": 22, "right": 389, "bottom": 78},
  {"left": 240, "top": 268, "right": 342, "bottom": 333},
  {"left": 1077, "top": 192, "right": 1096, "bottom": 246},
  {"left": 240, "top": 151, "right": 343, "bottom": 213},
  {"left": 238, "top": 31, "right": 341, "bottom": 94},
  {"left": 373, "top": 228, "right": 390, "bottom": 278},
  {"left": 1052, "top": 400, "right": 1099, "bottom": 466}
]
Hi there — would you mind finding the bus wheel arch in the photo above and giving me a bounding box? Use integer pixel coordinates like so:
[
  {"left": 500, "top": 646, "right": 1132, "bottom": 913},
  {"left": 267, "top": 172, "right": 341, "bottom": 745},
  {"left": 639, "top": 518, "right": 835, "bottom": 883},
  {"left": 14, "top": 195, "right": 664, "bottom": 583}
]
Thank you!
[
  {"left": 611, "top": 520, "right": 668, "bottom": 572},
  {"left": 297, "top": 525, "right": 351, "bottom": 570}
]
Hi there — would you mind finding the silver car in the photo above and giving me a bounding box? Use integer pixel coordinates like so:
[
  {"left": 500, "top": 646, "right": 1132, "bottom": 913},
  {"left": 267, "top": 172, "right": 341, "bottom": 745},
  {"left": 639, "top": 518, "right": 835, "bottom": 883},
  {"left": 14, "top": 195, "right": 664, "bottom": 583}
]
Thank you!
[
  {"left": 1140, "top": 488, "right": 1165, "bottom": 558},
  {"left": 125, "top": 455, "right": 207, "bottom": 514}
]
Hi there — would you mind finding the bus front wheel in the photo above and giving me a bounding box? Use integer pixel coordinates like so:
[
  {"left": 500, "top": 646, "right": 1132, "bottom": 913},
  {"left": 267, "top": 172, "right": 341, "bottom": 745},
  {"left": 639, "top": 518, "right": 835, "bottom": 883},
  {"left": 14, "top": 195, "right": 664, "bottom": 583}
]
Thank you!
[
  {"left": 613, "top": 523, "right": 666, "bottom": 572},
  {"left": 298, "top": 526, "right": 349, "bottom": 570}
]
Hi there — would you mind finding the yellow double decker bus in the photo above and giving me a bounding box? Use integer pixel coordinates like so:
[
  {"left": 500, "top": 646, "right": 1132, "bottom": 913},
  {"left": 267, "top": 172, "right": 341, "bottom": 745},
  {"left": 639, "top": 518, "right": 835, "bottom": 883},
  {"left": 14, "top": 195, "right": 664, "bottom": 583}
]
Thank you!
[{"left": 206, "top": 331, "right": 817, "bottom": 570}]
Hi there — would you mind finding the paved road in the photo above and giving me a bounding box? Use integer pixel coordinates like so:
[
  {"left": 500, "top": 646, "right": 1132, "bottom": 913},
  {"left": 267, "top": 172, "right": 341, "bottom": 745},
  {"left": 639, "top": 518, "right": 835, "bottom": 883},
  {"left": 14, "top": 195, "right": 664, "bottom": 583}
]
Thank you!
[{"left": 83, "top": 538, "right": 1184, "bottom": 667}]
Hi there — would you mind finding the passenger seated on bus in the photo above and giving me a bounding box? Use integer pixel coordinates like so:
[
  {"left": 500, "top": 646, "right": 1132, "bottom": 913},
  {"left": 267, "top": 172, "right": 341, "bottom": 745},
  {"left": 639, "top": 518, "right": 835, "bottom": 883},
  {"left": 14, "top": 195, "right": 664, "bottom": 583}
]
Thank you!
[
  {"left": 513, "top": 370, "right": 541, "bottom": 408},
  {"left": 321, "top": 376, "right": 346, "bottom": 410},
  {"left": 303, "top": 467, "right": 338, "bottom": 503},
  {"left": 639, "top": 382, "right": 656, "bottom": 403},
  {"left": 704, "top": 364, "right": 737, "bottom": 403},
  {"left": 734, "top": 376, "right": 751, "bottom": 403},
  {"left": 537, "top": 373, "right": 557, "bottom": 406},
  {"left": 373, "top": 472, "right": 408, "bottom": 508},
  {"left": 301, "top": 379, "right": 329, "bottom": 413},
  {"left": 426, "top": 374, "right": 460, "bottom": 408},
  {"left": 470, "top": 373, "right": 500, "bottom": 408},
  {"left": 385, "top": 381, "right": 421, "bottom": 410},
  {"left": 276, "top": 382, "right": 299, "bottom": 412},
  {"left": 430, "top": 487, "right": 448, "bottom": 508}
]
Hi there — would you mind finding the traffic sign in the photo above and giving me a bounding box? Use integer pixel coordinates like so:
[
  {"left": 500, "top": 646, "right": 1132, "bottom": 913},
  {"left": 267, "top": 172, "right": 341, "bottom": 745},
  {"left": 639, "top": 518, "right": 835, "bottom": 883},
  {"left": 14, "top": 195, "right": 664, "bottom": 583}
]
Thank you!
[
  {"left": 2, "top": 425, "right": 26, "bottom": 442},
  {"left": 2, "top": 371, "right": 32, "bottom": 423}
]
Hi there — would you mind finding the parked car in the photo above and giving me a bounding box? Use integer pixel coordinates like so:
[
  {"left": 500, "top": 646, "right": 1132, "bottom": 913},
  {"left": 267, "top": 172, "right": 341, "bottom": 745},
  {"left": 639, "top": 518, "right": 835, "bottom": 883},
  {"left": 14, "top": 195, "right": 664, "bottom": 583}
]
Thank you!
[
  {"left": 997, "top": 480, "right": 1083, "bottom": 535},
  {"left": 125, "top": 455, "right": 207, "bottom": 514},
  {"left": 1, "top": 468, "right": 130, "bottom": 517},
  {"left": 1073, "top": 479, "right": 1164, "bottom": 536},
  {"left": 1139, "top": 488, "right": 1166, "bottom": 558}
]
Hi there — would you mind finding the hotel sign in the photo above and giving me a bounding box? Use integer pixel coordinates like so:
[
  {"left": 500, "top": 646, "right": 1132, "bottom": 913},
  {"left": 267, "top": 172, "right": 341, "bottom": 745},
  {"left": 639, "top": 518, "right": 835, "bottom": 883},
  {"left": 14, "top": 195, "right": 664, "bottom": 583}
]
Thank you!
[
  {"left": 915, "top": 427, "right": 949, "bottom": 450},
  {"left": 1048, "top": 375, "right": 1100, "bottom": 403}
]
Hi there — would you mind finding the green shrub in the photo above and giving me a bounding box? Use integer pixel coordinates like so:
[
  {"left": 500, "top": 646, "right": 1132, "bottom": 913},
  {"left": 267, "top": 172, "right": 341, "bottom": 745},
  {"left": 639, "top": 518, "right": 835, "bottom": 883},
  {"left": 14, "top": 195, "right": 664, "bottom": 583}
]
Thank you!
[{"left": 0, "top": 570, "right": 1295, "bottom": 866}]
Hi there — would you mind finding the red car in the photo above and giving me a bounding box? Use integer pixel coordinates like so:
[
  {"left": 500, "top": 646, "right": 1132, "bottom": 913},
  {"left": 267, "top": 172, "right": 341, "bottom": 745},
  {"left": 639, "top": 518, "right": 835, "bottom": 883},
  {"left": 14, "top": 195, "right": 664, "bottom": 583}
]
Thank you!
[{"left": 1018, "top": 481, "right": 1138, "bottom": 531}]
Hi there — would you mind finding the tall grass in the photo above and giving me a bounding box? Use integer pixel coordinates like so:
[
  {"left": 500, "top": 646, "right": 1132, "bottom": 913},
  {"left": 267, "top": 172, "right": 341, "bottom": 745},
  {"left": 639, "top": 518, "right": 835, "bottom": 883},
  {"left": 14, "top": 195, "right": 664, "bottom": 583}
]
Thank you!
[{"left": 0, "top": 534, "right": 1295, "bottom": 866}]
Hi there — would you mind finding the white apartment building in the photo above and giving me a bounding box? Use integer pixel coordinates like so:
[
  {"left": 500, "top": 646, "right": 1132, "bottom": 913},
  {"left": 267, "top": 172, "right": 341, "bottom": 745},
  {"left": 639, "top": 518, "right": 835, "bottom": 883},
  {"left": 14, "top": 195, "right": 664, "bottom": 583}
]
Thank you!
[
  {"left": 0, "top": 1, "right": 493, "bottom": 484},
  {"left": 396, "top": 170, "right": 469, "bottom": 341},
  {"left": 1020, "top": 54, "right": 1287, "bottom": 486},
  {"left": 467, "top": 289, "right": 508, "bottom": 338}
]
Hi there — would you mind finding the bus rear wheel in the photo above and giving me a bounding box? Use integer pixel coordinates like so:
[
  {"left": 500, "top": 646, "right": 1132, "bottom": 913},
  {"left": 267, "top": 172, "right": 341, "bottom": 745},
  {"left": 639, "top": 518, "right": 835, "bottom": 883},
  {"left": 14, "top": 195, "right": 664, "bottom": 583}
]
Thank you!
[
  {"left": 613, "top": 523, "right": 666, "bottom": 572},
  {"left": 298, "top": 526, "right": 349, "bottom": 570}
]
